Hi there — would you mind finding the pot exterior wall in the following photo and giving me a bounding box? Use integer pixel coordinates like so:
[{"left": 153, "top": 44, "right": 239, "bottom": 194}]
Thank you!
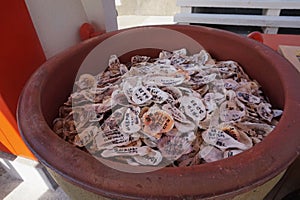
[{"left": 47, "top": 167, "right": 285, "bottom": 200}]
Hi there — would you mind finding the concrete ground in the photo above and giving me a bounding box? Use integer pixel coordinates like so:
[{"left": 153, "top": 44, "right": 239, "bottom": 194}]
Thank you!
[{"left": 0, "top": 155, "right": 70, "bottom": 200}]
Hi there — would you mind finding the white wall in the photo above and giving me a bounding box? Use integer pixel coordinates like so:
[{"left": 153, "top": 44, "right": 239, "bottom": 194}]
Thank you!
[{"left": 25, "top": 0, "right": 117, "bottom": 59}]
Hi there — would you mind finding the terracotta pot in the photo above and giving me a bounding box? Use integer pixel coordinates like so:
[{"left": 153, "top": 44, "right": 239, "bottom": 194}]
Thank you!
[{"left": 17, "top": 25, "right": 300, "bottom": 199}]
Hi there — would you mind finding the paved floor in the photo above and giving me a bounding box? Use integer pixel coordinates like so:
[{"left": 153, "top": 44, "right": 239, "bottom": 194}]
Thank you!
[{"left": 0, "top": 163, "right": 70, "bottom": 200}]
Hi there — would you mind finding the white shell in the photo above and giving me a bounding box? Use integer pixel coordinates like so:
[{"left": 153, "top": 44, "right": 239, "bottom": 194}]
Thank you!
[
  {"left": 132, "top": 86, "right": 153, "bottom": 105},
  {"left": 273, "top": 109, "right": 283, "bottom": 118},
  {"left": 199, "top": 145, "right": 223, "bottom": 163},
  {"left": 162, "top": 104, "right": 187, "bottom": 122},
  {"left": 236, "top": 91, "right": 261, "bottom": 104},
  {"left": 76, "top": 74, "right": 96, "bottom": 90},
  {"left": 257, "top": 102, "right": 273, "bottom": 122},
  {"left": 174, "top": 121, "right": 196, "bottom": 133},
  {"left": 133, "top": 149, "right": 163, "bottom": 166},
  {"left": 196, "top": 50, "right": 209, "bottom": 65},
  {"left": 120, "top": 107, "right": 141, "bottom": 133},
  {"left": 141, "top": 106, "right": 174, "bottom": 138},
  {"left": 95, "top": 130, "right": 132, "bottom": 150},
  {"left": 101, "top": 146, "right": 150, "bottom": 158},
  {"left": 108, "top": 55, "right": 120, "bottom": 66},
  {"left": 147, "top": 85, "right": 169, "bottom": 103},
  {"left": 172, "top": 48, "right": 187, "bottom": 56},
  {"left": 73, "top": 126, "right": 99, "bottom": 147},
  {"left": 220, "top": 100, "right": 245, "bottom": 121},
  {"left": 202, "top": 129, "right": 251, "bottom": 150},
  {"left": 144, "top": 75, "right": 185, "bottom": 86},
  {"left": 192, "top": 73, "right": 217, "bottom": 85},
  {"left": 223, "top": 149, "right": 243, "bottom": 158},
  {"left": 180, "top": 96, "right": 206, "bottom": 122},
  {"left": 158, "top": 136, "right": 192, "bottom": 161}
]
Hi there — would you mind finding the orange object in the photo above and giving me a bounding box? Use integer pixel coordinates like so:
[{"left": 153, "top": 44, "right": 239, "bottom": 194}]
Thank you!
[
  {"left": 0, "top": 0, "right": 46, "bottom": 159},
  {"left": 0, "top": 95, "right": 35, "bottom": 158},
  {"left": 247, "top": 31, "right": 264, "bottom": 43},
  {"left": 79, "top": 22, "right": 105, "bottom": 41}
]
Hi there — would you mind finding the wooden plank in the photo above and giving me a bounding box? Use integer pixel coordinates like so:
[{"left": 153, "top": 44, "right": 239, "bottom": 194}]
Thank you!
[
  {"left": 278, "top": 45, "right": 300, "bottom": 72},
  {"left": 263, "top": 9, "right": 281, "bottom": 16},
  {"left": 262, "top": 9, "right": 281, "bottom": 33},
  {"left": 177, "top": 0, "right": 300, "bottom": 9},
  {"left": 174, "top": 13, "right": 300, "bottom": 28}
]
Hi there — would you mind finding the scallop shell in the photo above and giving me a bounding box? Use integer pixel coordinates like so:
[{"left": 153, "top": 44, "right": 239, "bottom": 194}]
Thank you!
[
  {"left": 120, "top": 107, "right": 141, "bottom": 133},
  {"left": 234, "top": 122, "right": 274, "bottom": 136},
  {"left": 159, "top": 50, "right": 172, "bottom": 59},
  {"left": 131, "top": 55, "right": 150, "bottom": 64},
  {"left": 101, "top": 146, "right": 150, "bottom": 158},
  {"left": 192, "top": 50, "right": 210, "bottom": 65},
  {"left": 95, "top": 130, "right": 131, "bottom": 150},
  {"left": 131, "top": 85, "right": 153, "bottom": 105},
  {"left": 53, "top": 118, "right": 64, "bottom": 133},
  {"left": 146, "top": 85, "right": 169, "bottom": 103},
  {"left": 119, "top": 64, "right": 128, "bottom": 75},
  {"left": 161, "top": 86, "right": 183, "bottom": 100},
  {"left": 220, "top": 100, "right": 246, "bottom": 122},
  {"left": 223, "top": 79, "right": 239, "bottom": 90},
  {"left": 108, "top": 55, "right": 120, "bottom": 66},
  {"left": 73, "top": 125, "right": 99, "bottom": 147},
  {"left": 141, "top": 106, "right": 174, "bottom": 138},
  {"left": 144, "top": 74, "right": 186, "bottom": 87},
  {"left": 191, "top": 73, "right": 217, "bottom": 85},
  {"left": 111, "top": 89, "right": 130, "bottom": 106},
  {"left": 180, "top": 96, "right": 206, "bottom": 122},
  {"left": 236, "top": 91, "right": 261, "bottom": 104},
  {"left": 220, "top": 124, "right": 241, "bottom": 141},
  {"left": 257, "top": 102, "right": 273, "bottom": 122},
  {"left": 72, "top": 107, "right": 99, "bottom": 131},
  {"left": 158, "top": 136, "right": 192, "bottom": 161},
  {"left": 152, "top": 64, "right": 177, "bottom": 75},
  {"left": 76, "top": 74, "right": 96, "bottom": 90},
  {"left": 141, "top": 135, "right": 158, "bottom": 148},
  {"left": 96, "top": 98, "right": 113, "bottom": 113},
  {"left": 133, "top": 148, "right": 163, "bottom": 166},
  {"left": 101, "top": 107, "right": 126, "bottom": 131},
  {"left": 121, "top": 77, "right": 138, "bottom": 98},
  {"left": 174, "top": 121, "right": 196, "bottom": 133},
  {"left": 162, "top": 103, "right": 187, "bottom": 122},
  {"left": 172, "top": 48, "right": 187, "bottom": 56},
  {"left": 272, "top": 109, "right": 283, "bottom": 118},
  {"left": 199, "top": 145, "right": 223, "bottom": 163},
  {"left": 223, "top": 149, "right": 243, "bottom": 158},
  {"left": 202, "top": 128, "right": 251, "bottom": 150}
]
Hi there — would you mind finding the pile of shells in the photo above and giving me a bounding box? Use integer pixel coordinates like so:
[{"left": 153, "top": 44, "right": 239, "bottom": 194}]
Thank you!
[{"left": 52, "top": 48, "right": 282, "bottom": 167}]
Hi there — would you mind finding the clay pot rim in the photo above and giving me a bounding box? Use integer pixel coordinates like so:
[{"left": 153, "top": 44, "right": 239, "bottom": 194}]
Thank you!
[{"left": 17, "top": 25, "right": 300, "bottom": 200}]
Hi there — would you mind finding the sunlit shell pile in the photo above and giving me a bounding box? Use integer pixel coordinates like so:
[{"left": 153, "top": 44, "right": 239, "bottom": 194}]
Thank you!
[{"left": 53, "top": 48, "right": 283, "bottom": 167}]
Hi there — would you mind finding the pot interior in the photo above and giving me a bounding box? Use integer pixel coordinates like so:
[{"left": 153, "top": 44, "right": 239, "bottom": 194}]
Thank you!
[{"left": 41, "top": 36, "right": 285, "bottom": 128}]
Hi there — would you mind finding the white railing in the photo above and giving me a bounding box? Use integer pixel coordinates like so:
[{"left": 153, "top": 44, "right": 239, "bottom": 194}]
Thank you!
[{"left": 174, "top": 0, "right": 300, "bottom": 34}]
